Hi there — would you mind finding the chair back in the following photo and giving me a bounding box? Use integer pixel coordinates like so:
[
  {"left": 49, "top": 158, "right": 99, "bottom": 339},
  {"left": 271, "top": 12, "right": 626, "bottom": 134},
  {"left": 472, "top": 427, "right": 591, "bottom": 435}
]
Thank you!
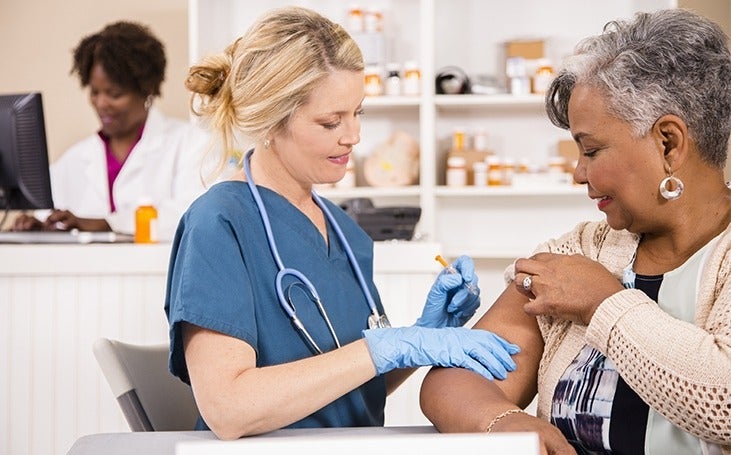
[{"left": 93, "top": 337, "right": 199, "bottom": 431}]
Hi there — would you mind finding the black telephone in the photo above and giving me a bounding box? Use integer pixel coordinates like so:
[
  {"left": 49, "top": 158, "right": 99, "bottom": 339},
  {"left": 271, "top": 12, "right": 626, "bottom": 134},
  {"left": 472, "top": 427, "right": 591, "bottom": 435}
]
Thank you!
[{"left": 339, "top": 198, "right": 421, "bottom": 241}]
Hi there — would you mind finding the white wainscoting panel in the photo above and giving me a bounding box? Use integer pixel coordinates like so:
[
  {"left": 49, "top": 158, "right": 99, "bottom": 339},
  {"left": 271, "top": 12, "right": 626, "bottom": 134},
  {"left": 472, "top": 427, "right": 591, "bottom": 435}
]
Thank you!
[{"left": 0, "top": 241, "right": 442, "bottom": 455}]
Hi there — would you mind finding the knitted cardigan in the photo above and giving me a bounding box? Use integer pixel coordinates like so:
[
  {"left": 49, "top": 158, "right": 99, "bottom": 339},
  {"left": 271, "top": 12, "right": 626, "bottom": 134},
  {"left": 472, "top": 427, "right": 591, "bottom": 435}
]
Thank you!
[{"left": 505, "top": 220, "right": 731, "bottom": 453}]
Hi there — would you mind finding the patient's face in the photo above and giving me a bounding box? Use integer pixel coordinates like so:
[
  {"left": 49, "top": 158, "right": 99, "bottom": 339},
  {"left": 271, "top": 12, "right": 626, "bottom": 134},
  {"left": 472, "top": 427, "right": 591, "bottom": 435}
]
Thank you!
[
  {"left": 87, "top": 63, "right": 148, "bottom": 140},
  {"left": 568, "top": 83, "right": 667, "bottom": 233}
]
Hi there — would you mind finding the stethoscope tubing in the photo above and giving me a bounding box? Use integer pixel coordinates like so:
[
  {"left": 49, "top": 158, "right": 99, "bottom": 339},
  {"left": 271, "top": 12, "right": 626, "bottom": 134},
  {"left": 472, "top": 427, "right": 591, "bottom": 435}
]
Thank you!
[{"left": 243, "top": 149, "right": 382, "bottom": 352}]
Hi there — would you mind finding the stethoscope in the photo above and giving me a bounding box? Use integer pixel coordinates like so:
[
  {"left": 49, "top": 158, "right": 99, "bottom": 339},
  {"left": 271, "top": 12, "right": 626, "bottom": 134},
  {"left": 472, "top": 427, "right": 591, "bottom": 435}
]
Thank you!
[{"left": 243, "top": 149, "right": 390, "bottom": 354}]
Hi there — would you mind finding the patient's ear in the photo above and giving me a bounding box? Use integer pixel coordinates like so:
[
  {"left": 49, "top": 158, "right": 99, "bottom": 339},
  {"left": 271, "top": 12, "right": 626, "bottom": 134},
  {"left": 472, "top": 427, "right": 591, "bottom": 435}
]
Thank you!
[{"left": 653, "top": 114, "right": 687, "bottom": 168}]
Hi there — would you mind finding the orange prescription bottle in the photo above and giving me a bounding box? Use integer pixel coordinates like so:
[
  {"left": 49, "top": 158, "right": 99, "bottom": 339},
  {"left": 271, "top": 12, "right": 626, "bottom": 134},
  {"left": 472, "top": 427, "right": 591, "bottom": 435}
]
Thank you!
[{"left": 134, "top": 199, "right": 158, "bottom": 244}]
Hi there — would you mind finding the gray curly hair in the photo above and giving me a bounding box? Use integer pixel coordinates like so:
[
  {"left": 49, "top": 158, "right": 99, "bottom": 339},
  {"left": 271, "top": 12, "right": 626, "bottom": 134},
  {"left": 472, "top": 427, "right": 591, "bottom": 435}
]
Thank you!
[{"left": 546, "top": 8, "right": 731, "bottom": 168}]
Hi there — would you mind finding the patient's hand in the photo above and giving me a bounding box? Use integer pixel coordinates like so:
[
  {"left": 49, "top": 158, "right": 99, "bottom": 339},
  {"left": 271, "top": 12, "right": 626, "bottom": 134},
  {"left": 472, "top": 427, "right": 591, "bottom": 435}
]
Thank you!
[
  {"left": 514, "top": 253, "right": 624, "bottom": 325},
  {"left": 490, "top": 411, "right": 576, "bottom": 455}
]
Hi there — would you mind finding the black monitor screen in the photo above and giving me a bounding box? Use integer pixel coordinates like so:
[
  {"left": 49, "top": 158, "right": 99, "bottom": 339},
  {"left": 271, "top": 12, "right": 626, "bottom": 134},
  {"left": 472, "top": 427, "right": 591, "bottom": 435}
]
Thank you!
[{"left": 0, "top": 92, "right": 54, "bottom": 211}]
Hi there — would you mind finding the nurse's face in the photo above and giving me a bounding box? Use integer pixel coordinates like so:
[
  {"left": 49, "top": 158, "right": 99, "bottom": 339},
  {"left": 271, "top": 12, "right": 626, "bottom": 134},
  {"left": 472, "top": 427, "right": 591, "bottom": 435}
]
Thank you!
[
  {"left": 88, "top": 63, "right": 148, "bottom": 140},
  {"left": 271, "top": 69, "right": 364, "bottom": 186}
]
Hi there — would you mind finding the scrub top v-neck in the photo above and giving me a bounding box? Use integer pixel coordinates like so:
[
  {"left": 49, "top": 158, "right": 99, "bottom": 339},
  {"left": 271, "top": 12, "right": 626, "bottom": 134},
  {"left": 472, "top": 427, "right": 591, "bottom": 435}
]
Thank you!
[{"left": 165, "top": 180, "right": 387, "bottom": 429}]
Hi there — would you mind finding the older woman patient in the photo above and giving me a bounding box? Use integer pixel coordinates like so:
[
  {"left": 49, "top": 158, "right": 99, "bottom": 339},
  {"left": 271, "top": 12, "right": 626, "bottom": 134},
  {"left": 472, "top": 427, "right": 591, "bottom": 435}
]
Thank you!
[{"left": 420, "top": 8, "right": 731, "bottom": 455}]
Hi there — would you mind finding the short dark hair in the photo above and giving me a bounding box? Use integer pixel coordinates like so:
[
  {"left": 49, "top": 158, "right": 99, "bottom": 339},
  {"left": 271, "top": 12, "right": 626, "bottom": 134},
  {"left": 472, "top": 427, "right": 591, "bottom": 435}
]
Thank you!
[{"left": 71, "top": 21, "right": 166, "bottom": 97}]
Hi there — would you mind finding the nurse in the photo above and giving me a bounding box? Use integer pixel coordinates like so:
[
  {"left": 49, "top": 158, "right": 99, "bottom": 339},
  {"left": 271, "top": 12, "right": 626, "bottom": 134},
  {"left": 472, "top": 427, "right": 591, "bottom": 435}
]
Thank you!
[
  {"left": 164, "top": 6, "right": 519, "bottom": 440},
  {"left": 12, "top": 21, "right": 210, "bottom": 240}
]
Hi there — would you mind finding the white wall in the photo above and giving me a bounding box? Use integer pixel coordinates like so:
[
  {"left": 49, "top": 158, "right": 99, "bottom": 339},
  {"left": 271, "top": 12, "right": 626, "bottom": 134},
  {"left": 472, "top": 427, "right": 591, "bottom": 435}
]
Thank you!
[{"left": 0, "top": 0, "right": 191, "bottom": 164}]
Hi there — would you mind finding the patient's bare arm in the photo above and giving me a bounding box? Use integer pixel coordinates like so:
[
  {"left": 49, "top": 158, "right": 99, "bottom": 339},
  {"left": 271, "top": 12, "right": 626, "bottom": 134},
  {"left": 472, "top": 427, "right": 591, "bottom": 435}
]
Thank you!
[{"left": 419, "top": 285, "right": 576, "bottom": 454}]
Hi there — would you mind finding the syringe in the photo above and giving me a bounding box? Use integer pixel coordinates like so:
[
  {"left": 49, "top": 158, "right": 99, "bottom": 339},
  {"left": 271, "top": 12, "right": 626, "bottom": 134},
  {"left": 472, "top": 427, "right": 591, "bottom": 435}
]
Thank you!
[{"left": 434, "top": 254, "right": 480, "bottom": 296}]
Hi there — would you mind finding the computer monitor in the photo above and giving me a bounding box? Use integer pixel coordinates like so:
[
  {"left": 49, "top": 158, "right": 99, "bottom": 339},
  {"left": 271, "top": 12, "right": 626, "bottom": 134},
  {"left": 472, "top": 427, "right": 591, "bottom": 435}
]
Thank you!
[{"left": 0, "top": 92, "right": 54, "bottom": 211}]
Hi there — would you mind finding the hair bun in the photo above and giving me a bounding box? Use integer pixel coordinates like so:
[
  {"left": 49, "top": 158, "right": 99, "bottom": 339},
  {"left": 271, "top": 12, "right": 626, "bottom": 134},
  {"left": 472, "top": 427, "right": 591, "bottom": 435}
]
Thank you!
[{"left": 185, "top": 56, "right": 231, "bottom": 97}]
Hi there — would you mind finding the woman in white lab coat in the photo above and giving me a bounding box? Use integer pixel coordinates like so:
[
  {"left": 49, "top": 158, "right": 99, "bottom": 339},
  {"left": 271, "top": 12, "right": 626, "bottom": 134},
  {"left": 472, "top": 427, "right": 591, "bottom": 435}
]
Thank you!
[{"left": 13, "top": 21, "right": 209, "bottom": 241}]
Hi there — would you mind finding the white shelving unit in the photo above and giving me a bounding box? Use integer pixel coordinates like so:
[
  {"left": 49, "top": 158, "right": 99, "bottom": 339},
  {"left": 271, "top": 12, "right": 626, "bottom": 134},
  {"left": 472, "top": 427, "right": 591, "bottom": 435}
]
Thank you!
[
  {"left": 186, "top": 0, "right": 677, "bottom": 427},
  {"left": 188, "top": 0, "right": 674, "bottom": 259}
]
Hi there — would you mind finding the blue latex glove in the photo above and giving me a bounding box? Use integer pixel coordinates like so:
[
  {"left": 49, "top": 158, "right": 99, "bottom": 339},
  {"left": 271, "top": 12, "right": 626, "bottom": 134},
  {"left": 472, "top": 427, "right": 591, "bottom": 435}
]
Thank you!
[
  {"left": 415, "top": 255, "right": 481, "bottom": 328},
  {"left": 362, "top": 326, "right": 519, "bottom": 380}
]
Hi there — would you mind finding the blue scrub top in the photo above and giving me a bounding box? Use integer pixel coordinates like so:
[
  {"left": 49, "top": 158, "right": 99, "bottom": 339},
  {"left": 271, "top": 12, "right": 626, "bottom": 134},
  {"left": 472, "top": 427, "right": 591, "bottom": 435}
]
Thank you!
[{"left": 164, "top": 181, "right": 387, "bottom": 429}]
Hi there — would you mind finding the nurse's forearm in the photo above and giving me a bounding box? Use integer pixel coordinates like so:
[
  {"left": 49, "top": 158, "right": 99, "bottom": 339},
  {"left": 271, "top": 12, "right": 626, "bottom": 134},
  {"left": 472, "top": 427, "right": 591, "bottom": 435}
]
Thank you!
[{"left": 200, "top": 339, "right": 378, "bottom": 439}]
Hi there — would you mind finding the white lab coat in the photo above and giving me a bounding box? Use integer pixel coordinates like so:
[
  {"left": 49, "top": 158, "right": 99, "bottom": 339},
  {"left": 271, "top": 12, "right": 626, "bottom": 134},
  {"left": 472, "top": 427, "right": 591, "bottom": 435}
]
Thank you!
[{"left": 50, "top": 108, "right": 211, "bottom": 241}]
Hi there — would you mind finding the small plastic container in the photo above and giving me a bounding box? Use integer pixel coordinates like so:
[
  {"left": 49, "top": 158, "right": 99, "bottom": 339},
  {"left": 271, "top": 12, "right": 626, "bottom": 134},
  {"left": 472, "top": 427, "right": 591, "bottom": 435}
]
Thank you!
[
  {"left": 547, "top": 156, "right": 567, "bottom": 173},
  {"left": 364, "top": 66, "right": 383, "bottom": 96},
  {"left": 347, "top": 5, "right": 365, "bottom": 33},
  {"left": 402, "top": 61, "right": 421, "bottom": 96},
  {"left": 501, "top": 157, "right": 516, "bottom": 185},
  {"left": 384, "top": 63, "right": 401, "bottom": 96},
  {"left": 473, "top": 128, "right": 489, "bottom": 152},
  {"left": 487, "top": 156, "right": 503, "bottom": 186},
  {"left": 446, "top": 155, "right": 467, "bottom": 187},
  {"left": 472, "top": 161, "right": 487, "bottom": 187},
  {"left": 451, "top": 127, "right": 466, "bottom": 152},
  {"left": 532, "top": 59, "right": 555, "bottom": 95},
  {"left": 134, "top": 199, "right": 158, "bottom": 244}
]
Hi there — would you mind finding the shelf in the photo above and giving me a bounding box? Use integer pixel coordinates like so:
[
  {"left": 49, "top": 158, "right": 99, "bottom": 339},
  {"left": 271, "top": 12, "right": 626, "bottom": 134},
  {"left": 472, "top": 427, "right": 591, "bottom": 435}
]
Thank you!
[
  {"left": 188, "top": 0, "right": 658, "bottom": 268},
  {"left": 443, "top": 245, "right": 532, "bottom": 260},
  {"left": 363, "top": 96, "right": 421, "bottom": 108},
  {"left": 317, "top": 185, "right": 587, "bottom": 199},
  {"left": 434, "top": 185, "right": 587, "bottom": 197},
  {"left": 316, "top": 185, "right": 422, "bottom": 199},
  {"left": 435, "top": 94, "right": 545, "bottom": 110}
]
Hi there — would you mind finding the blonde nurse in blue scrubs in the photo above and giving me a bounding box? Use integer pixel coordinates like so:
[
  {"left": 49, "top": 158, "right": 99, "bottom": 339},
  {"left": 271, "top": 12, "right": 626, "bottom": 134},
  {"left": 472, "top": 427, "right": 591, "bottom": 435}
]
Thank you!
[{"left": 164, "top": 6, "right": 520, "bottom": 440}]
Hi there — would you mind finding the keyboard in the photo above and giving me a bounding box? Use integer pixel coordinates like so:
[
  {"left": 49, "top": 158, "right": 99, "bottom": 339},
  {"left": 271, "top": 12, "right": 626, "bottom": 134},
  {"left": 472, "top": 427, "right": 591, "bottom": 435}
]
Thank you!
[{"left": 0, "top": 230, "right": 134, "bottom": 244}]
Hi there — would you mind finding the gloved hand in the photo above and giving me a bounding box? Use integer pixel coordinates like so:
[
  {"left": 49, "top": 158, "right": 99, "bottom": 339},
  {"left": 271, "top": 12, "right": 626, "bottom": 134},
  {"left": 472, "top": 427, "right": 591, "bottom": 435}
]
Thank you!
[
  {"left": 362, "top": 326, "right": 519, "bottom": 381},
  {"left": 415, "top": 255, "right": 481, "bottom": 328}
]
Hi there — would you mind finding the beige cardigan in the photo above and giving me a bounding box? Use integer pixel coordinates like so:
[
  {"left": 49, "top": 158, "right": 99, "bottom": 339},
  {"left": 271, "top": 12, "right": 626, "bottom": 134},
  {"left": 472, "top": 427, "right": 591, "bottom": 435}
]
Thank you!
[{"left": 505, "top": 220, "right": 731, "bottom": 453}]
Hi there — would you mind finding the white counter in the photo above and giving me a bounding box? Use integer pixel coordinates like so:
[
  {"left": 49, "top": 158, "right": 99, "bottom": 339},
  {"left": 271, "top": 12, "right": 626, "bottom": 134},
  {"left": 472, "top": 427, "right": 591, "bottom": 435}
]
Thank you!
[
  {"left": 66, "top": 426, "right": 540, "bottom": 455},
  {"left": 0, "top": 240, "right": 441, "bottom": 455}
]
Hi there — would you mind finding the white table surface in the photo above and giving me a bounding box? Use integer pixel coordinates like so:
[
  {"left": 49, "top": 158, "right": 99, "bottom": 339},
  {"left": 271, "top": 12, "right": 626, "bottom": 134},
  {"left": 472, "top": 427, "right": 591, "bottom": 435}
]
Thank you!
[{"left": 68, "top": 426, "right": 540, "bottom": 455}]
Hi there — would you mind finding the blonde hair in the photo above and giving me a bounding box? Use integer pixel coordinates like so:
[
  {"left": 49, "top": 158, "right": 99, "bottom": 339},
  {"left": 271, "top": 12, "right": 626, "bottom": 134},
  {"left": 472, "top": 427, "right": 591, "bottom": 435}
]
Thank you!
[{"left": 185, "top": 6, "right": 364, "bottom": 177}]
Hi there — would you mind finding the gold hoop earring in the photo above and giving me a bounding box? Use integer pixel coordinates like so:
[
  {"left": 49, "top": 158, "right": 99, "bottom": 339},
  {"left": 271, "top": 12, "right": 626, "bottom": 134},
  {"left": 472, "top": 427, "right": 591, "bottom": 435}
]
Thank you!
[{"left": 264, "top": 139, "right": 270, "bottom": 149}]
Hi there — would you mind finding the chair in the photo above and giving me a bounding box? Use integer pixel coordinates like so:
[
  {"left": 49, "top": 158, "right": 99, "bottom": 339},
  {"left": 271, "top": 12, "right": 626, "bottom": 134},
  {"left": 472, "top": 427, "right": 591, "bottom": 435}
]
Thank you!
[{"left": 93, "top": 337, "right": 199, "bottom": 431}]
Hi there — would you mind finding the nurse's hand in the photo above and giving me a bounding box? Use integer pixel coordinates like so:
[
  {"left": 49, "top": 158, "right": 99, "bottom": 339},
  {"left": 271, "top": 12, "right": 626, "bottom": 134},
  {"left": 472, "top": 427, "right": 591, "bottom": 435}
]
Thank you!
[
  {"left": 362, "top": 326, "right": 519, "bottom": 380},
  {"left": 415, "top": 255, "right": 480, "bottom": 328}
]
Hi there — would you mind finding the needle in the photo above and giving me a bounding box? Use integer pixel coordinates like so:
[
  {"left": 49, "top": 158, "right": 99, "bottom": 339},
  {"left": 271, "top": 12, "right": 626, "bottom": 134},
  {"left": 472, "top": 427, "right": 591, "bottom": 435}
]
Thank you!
[{"left": 434, "top": 255, "right": 480, "bottom": 296}]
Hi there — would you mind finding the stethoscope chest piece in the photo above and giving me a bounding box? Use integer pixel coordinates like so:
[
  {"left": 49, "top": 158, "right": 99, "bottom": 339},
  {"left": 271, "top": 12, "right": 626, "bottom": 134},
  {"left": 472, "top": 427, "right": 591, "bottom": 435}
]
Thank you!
[
  {"left": 368, "top": 313, "right": 391, "bottom": 329},
  {"left": 243, "top": 149, "right": 389, "bottom": 352}
]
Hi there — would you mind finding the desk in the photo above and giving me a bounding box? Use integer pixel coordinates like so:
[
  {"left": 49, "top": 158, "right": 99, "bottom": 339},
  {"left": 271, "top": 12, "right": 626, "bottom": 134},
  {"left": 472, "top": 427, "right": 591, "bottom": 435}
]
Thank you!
[{"left": 67, "top": 427, "right": 540, "bottom": 455}]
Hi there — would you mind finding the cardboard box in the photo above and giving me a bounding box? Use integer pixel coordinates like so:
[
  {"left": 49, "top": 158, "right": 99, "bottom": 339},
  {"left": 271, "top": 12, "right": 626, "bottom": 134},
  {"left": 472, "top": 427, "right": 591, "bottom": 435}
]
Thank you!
[
  {"left": 558, "top": 139, "right": 580, "bottom": 172},
  {"left": 505, "top": 40, "right": 544, "bottom": 59}
]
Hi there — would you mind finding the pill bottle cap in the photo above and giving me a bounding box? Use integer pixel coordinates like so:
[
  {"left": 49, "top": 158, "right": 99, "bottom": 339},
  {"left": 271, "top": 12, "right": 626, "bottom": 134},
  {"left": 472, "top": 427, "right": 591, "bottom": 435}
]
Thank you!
[
  {"left": 137, "top": 197, "right": 154, "bottom": 207},
  {"left": 447, "top": 155, "right": 466, "bottom": 166}
]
